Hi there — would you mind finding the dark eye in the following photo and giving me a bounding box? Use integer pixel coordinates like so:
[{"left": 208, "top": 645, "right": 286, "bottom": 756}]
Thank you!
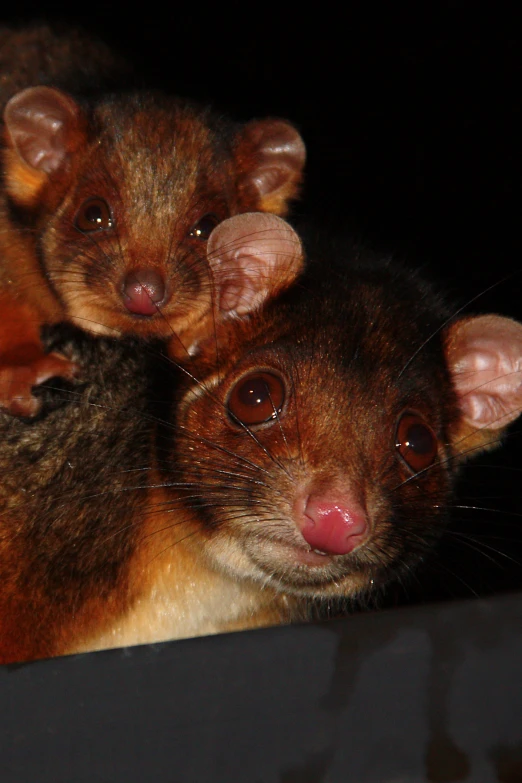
[
  {"left": 395, "top": 412, "right": 438, "bottom": 474},
  {"left": 189, "top": 214, "right": 219, "bottom": 240},
  {"left": 75, "top": 198, "right": 113, "bottom": 232},
  {"left": 227, "top": 372, "right": 285, "bottom": 427}
]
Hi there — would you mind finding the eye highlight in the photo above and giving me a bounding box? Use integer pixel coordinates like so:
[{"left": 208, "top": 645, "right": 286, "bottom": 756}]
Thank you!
[
  {"left": 395, "top": 412, "right": 438, "bottom": 474},
  {"left": 75, "top": 198, "right": 113, "bottom": 232},
  {"left": 227, "top": 371, "right": 285, "bottom": 427},
  {"left": 189, "top": 214, "right": 219, "bottom": 240}
]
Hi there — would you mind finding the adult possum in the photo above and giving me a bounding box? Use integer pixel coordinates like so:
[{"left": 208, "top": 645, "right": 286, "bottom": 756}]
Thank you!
[{"left": 0, "top": 212, "right": 521, "bottom": 664}]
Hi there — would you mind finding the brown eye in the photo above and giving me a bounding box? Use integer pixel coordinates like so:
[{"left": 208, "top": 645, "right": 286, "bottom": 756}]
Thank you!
[
  {"left": 189, "top": 214, "right": 219, "bottom": 240},
  {"left": 227, "top": 372, "right": 285, "bottom": 427},
  {"left": 395, "top": 412, "right": 438, "bottom": 474},
  {"left": 75, "top": 198, "right": 113, "bottom": 232}
]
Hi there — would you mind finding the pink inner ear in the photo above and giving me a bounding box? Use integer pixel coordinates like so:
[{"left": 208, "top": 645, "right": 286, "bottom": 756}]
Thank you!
[
  {"left": 251, "top": 166, "right": 292, "bottom": 199},
  {"left": 206, "top": 212, "right": 304, "bottom": 316},
  {"left": 218, "top": 277, "right": 250, "bottom": 313},
  {"left": 238, "top": 119, "right": 306, "bottom": 199},
  {"left": 4, "top": 86, "right": 81, "bottom": 175},
  {"left": 448, "top": 315, "right": 522, "bottom": 430}
]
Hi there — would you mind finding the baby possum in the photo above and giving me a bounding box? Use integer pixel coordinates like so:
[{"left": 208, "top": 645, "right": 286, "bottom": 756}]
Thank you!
[
  {"left": 0, "top": 23, "right": 305, "bottom": 415},
  {"left": 0, "top": 212, "right": 521, "bottom": 664}
]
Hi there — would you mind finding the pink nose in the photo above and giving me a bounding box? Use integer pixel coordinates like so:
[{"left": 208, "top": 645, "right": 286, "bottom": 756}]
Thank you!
[
  {"left": 122, "top": 269, "right": 166, "bottom": 316},
  {"left": 299, "top": 494, "right": 368, "bottom": 555}
]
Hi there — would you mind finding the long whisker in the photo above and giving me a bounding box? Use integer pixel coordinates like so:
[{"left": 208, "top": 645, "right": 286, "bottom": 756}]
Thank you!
[{"left": 397, "top": 269, "right": 519, "bottom": 380}]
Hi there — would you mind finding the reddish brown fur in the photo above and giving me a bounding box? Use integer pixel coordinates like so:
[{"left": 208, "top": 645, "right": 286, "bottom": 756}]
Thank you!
[
  {"left": 1, "top": 210, "right": 521, "bottom": 664},
  {"left": 0, "top": 23, "right": 305, "bottom": 412},
  {"left": 0, "top": 330, "right": 154, "bottom": 662},
  {"left": 0, "top": 328, "right": 295, "bottom": 663},
  {"left": 0, "top": 235, "right": 521, "bottom": 663}
]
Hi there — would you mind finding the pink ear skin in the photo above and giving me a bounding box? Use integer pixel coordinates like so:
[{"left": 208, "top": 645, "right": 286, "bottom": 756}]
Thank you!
[
  {"left": 206, "top": 212, "right": 304, "bottom": 316},
  {"left": 3, "top": 86, "right": 86, "bottom": 205},
  {"left": 167, "top": 212, "right": 304, "bottom": 360},
  {"left": 235, "top": 119, "right": 306, "bottom": 216},
  {"left": 446, "top": 314, "right": 522, "bottom": 455}
]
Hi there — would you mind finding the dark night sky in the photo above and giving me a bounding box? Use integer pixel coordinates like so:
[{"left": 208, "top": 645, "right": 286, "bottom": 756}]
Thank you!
[{"left": 1, "top": 4, "right": 521, "bottom": 603}]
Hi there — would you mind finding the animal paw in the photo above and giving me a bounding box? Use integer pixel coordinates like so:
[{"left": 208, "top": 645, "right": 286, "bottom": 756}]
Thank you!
[{"left": 0, "top": 352, "right": 79, "bottom": 417}]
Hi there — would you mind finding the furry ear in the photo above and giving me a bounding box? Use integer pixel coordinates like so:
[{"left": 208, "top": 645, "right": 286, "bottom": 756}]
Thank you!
[
  {"left": 234, "top": 119, "right": 306, "bottom": 216},
  {"left": 446, "top": 314, "right": 522, "bottom": 455},
  {"left": 3, "top": 86, "right": 86, "bottom": 205},
  {"left": 168, "top": 212, "right": 304, "bottom": 359},
  {"left": 206, "top": 211, "right": 304, "bottom": 316}
]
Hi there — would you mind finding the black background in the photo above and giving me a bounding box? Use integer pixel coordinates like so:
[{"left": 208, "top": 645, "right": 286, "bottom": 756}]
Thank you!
[{"left": 1, "top": 4, "right": 521, "bottom": 604}]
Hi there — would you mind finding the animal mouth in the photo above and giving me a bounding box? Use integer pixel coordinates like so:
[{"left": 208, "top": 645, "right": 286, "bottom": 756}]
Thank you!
[
  {"left": 287, "top": 541, "right": 338, "bottom": 566},
  {"left": 243, "top": 531, "right": 372, "bottom": 595},
  {"left": 254, "top": 534, "right": 339, "bottom": 568}
]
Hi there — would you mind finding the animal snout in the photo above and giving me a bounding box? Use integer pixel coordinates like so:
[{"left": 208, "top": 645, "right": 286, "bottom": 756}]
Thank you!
[{"left": 122, "top": 268, "right": 166, "bottom": 315}]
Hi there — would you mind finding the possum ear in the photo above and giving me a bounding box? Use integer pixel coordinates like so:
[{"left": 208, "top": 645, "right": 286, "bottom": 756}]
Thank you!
[
  {"left": 3, "top": 86, "right": 86, "bottom": 206},
  {"left": 446, "top": 314, "right": 522, "bottom": 456},
  {"left": 206, "top": 212, "right": 304, "bottom": 316},
  {"left": 235, "top": 119, "right": 306, "bottom": 216}
]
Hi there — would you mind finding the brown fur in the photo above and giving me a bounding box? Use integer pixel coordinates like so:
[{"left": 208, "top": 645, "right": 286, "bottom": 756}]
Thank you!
[
  {"left": 0, "top": 329, "right": 155, "bottom": 662},
  {"left": 0, "top": 324, "right": 296, "bottom": 663},
  {"left": 0, "top": 23, "right": 305, "bottom": 413},
  {"left": 0, "top": 22, "right": 131, "bottom": 98},
  {"left": 2, "top": 238, "right": 518, "bottom": 665}
]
